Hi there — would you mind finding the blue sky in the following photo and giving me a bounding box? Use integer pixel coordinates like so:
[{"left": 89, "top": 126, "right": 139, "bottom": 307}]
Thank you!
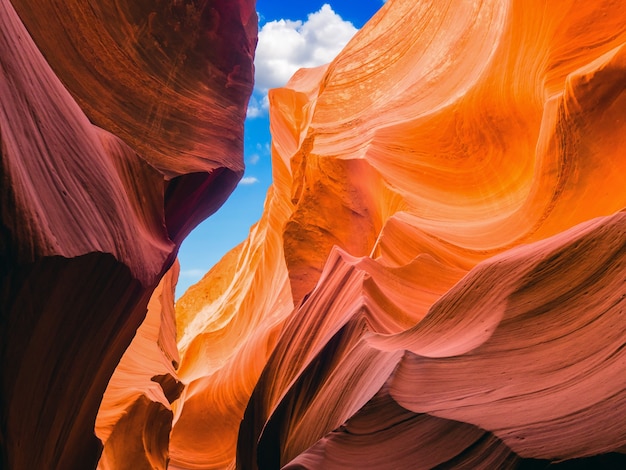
[{"left": 176, "top": 1, "right": 386, "bottom": 297}]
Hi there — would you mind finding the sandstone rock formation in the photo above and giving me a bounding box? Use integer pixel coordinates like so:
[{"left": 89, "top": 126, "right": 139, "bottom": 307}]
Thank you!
[
  {"left": 0, "top": 0, "right": 255, "bottom": 468},
  {"left": 171, "top": 0, "right": 626, "bottom": 468},
  {"left": 3, "top": 0, "right": 626, "bottom": 468}
]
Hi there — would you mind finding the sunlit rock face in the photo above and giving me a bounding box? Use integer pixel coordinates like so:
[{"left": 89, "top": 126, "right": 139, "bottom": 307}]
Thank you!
[
  {"left": 0, "top": 0, "right": 255, "bottom": 467},
  {"left": 172, "top": 0, "right": 626, "bottom": 468},
  {"left": 4, "top": 0, "right": 625, "bottom": 467}
]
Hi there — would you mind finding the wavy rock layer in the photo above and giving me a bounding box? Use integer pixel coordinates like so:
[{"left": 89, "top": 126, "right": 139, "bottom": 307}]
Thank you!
[
  {"left": 0, "top": 0, "right": 255, "bottom": 468},
  {"left": 172, "top": 0, "right": 626, "bottom": 468}
]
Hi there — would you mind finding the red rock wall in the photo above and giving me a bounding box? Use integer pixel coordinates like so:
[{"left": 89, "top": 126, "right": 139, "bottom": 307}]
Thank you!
[
  {"left": 4, "top": 0, "right": 626, "bottom": 468},
  {"left": 0, "top": 0, "right": 255, "bottom": 468}
]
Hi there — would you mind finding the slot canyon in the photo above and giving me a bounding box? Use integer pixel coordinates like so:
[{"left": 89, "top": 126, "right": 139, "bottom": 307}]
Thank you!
[{"left": 1, "top": 0, "right": 625, "bottom": 468}]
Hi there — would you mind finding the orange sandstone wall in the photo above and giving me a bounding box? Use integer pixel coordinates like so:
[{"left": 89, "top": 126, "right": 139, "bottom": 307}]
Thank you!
[
  {"left": 3, "top": 0, "right": 625, "bottom": 467},
  {"left": 172, "top": 0, "right": 626, "bottom": 468}
]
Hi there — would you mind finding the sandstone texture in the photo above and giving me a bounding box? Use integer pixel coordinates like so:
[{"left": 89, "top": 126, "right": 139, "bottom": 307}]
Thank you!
[
  {"left": 3, "top": 0, "right": 626, "bottom": 469},
  {"left": 0, "top": 0, "right": 255, "bottom": 468},
  {"left": 173, "top": 0, "right": 626, "bottom": 468}
]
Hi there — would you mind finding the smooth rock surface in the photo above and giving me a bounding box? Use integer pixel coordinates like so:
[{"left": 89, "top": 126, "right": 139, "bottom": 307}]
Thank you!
[
  {"left": 171, "top": 0, "right": 626, "bottom": 468},
  {"left": 4, "top": 0, "right": 626, "bottom": 468},
  {"left": 0, "top": 0, "right": 255, "bottom": 467}
]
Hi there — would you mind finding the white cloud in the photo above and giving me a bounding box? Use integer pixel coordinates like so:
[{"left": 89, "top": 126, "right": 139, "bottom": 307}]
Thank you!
[
  {"left": 239, "top": 176, "right": 259, "bottom": 185},
  {"left": 248, "top": 153, "right": 260, "bottom": 165},
  {"left": 246, "top": 93, "right": 270, "bottom": 119},
  {"left": 254, "top": 4, "right": 357, "bottom": 93},
  {"left": 246, "top": 98, "right": 263, "bottom": 118},
  {"left": 256, "top": 142, "right": 271, "bottom": 154}
]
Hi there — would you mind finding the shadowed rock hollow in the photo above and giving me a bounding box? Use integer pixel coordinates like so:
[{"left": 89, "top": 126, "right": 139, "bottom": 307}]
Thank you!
[{"left": 0, "top": 0, "right": 255, "bottom": 468}]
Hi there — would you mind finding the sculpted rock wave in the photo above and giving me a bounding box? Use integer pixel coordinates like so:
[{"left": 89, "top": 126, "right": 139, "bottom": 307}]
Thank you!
[
  {"left": 3, "top": 0, "right": 626, "bottom": 468},
  {"left": 172, "top": 0, "right": 626, "bottom": 468},
  {"left": 0, "top": 0, "right": 255, "bottom": 468}
]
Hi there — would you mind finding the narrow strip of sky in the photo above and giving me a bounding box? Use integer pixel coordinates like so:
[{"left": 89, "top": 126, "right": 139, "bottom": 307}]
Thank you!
[{"left": 176, "top": 1, "right": 385, "bottom": 298}]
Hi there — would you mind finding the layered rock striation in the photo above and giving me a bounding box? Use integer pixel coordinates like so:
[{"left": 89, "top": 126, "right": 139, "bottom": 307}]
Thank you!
[
  {"left": 3, "top": 0, "right": 626, "bottom": 468},
  {"left": 0, "top": 0, "right": 255, "bottom": 468},
  {"left": 172, "top": 0, "right": 626, "bottom": 468}
]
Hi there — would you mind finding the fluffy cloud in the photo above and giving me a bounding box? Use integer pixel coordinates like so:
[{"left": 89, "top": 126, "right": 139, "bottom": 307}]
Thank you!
[
  {"left": 246, "top": 94, "right": 270, "bottom": 118},
  {"left": 246, "top": 99, "right": 263, "bottom": 118},
  {"left": 239, "top": 176, "right": 259, "bottom": 185},
  {"left": 254, "top": 4, "right": 357, "bottom": 93}
]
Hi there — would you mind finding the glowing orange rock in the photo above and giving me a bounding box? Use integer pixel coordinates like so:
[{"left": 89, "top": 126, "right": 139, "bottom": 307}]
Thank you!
[
  {"left": 96, "top": 262, "right": 182, "bottom": 469},
  {"left": 171, "top": 0, "right": 626, "bottom": 468},
  {"left": 169, "top": 149, "right": 295, "bottom": 469}
]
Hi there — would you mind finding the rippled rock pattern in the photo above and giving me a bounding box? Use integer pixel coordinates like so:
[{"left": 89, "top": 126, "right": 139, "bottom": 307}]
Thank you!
[
  {"left": 173, "top": 0, "right": 626, "bottom": 468},
  {"left": 0, "top": 0, "right": 255, "bottom": 468},
  {"left": 3, "top": 0, "right": 626, "bottom": 468}
]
